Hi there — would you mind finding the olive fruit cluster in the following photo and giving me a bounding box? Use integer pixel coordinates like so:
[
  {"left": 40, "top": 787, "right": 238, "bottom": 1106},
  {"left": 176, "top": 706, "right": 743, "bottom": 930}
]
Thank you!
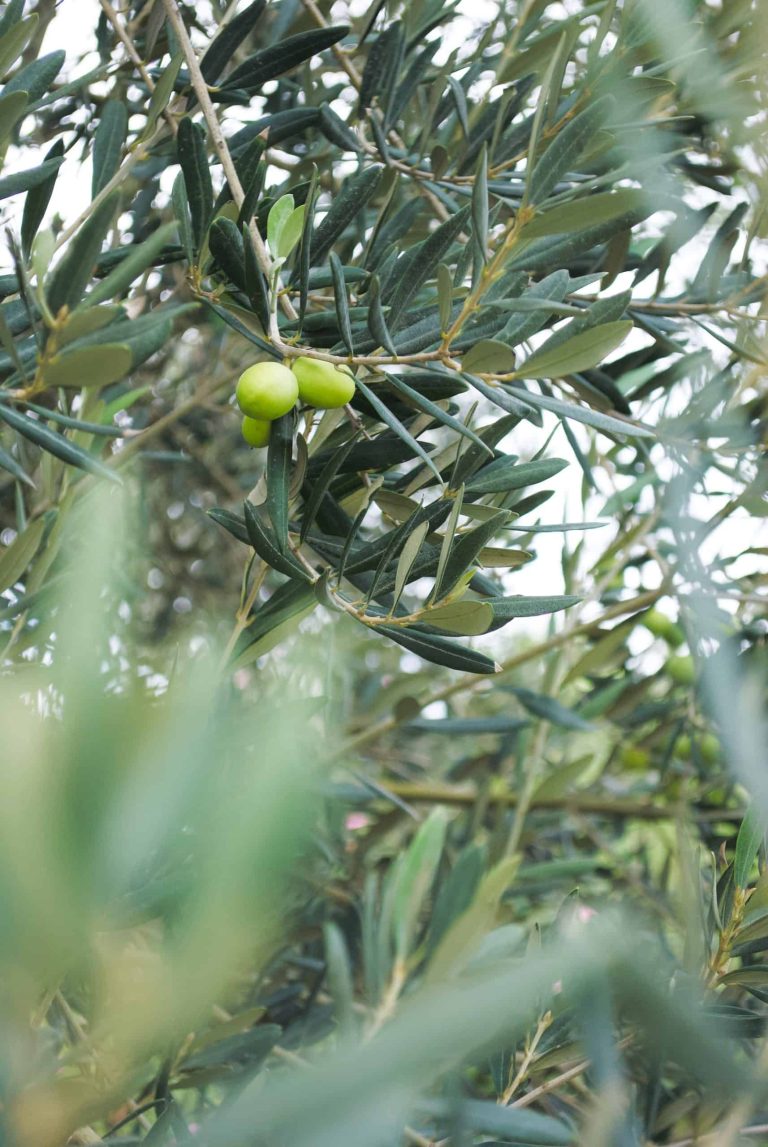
[{"left": 235, "top": 357, "right": 356, "bottom": 448}]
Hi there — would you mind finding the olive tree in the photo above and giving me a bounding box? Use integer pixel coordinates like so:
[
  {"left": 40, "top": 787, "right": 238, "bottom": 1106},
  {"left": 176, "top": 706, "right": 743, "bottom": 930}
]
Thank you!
[{"left": 1, "top": 1, "right": 767, "bottom": 1144}]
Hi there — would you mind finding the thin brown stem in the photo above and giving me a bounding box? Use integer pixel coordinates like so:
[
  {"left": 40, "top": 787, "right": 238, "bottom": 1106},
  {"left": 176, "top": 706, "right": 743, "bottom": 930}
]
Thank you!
[
  {"left": 362, "top": 781, "right": 743, "bottom": 823},
  {"left": 160, "top": 0, "right": 295, "bottom": 330},
  {"left": 99, "top": 0, "right": 178, "bottom": 135}
]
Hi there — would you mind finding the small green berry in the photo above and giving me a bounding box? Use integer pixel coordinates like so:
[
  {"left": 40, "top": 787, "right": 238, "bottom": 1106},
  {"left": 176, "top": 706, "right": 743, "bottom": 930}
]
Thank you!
[
  {"left": 292, "top": 356, "right": 356, "bottom": 409},
  {"left": 620, "top": 746, "right": 650, "bottom": 770},
  {"left": 666, "top": 655, "right": 695, "bottom": 686},
  {"left": 236, "top": 361, "right": 298, "bottom": 421},
  {"left": 241, "top": 415, "right": 271, "bottom": 448}
]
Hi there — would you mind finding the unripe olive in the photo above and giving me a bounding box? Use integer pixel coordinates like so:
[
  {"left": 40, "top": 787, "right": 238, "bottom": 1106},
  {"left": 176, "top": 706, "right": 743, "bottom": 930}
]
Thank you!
[
  {"left": 699, "top": 732, "right": 721, "bottom": 764},
  {"left": 292, "top": 356, "right": 356, "bottom": 409},
  {"left": 674, "top": 734, "right": 692, "bottom": 759},
  {"left": 620, "top": 746, "right": 650, "bottom": 770},
  {"left": 241, "top": 415, "right": 271, "bottom": 448},
  {"left": 236, "top": 361, "right": 298, "bottom": 421},
  {"left": 642, "top": 608, "right": 685, "bottom": 648},
  {"left": 665, "top": 654, "right": 695, "bottom": 686}
]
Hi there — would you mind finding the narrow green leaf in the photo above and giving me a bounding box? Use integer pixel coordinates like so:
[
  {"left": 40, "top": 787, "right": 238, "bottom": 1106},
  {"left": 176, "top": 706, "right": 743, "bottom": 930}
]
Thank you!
[
  {"left": 517, "top": 320, "right": 632, "bottom": 379},
  {"left": 447, "top": 75, "right": 469, "bottom": 136},
  {"left": 528, "top": 95, "right": 615, "bottom": 205},
  {"left": 243, "top": 499, "right": 310, "bottom": 581},
  {"left": 222, "top": 26, "right": 350, "bottom": 94},
  {"left": 0, "top": 516, "right": 46, "bottom": 594},
  {"left": 376, "top": 622, "right": 500, "bottom": 674},
  {"left": 366, "top": 272, "right": 396, "bottom": 355},
  {"left": 200, "top": 0, "right": 267, "bottom": 84},
  {"left": 233, "top": 595, "right": 317, "bottom": 667},
  {"left": 433, "top": 486, "right": 464, "bottom": 602},
  {"left": 437, "top": 263, "right": 453, "bottom": 332},
  {"left": 0, "top": 403, "right": 120, "bottom": 482},
  {"left": 463, "top": 339, "right": 516, "bottom": 374},
  {"left": 0, "top": 442, "right": 33, "bottom": 486},
  {"left": 278, "top": 205, "right": 305, "bottom": 260},
  {"left": 21, "top": 139, "right": 64, "bottom": 257},
  {"left": 267, "top": 193, "right": 295, "bottom": 259},
  {"left": 407, "top": 717, "right": 527, "bottom": 735},
  {"left": 500, "top": 383, "right": 654, "bottom": 438},
  {"left": 300, "top": 435, "right": 359, "bottom": 542},
  {"left": 235, "top": 140, "right": 267, "bottom": 228},
  {"left": 0, "top": 0, "right": 25, "bottom": 38},
  {"left": 523, "top": 188, "right": 651, "bottom": 240},
  {"left": 472, "top": 145, "right": 489, "bottom": 263},
  {"left": 0, "top": 13, "right": 38, "bottom": 77},
  {"left": 209, "top": 217, "right": 246, "bottom": 289},
  {"left": 382, "top": 373, "right": 491, "bottom": 456},
  {"left": 429, "top": 1098, "right": 574, "bottom": 1145},
  {"left": 0, "top": 90, "right": 28, "bottom": 146},
  {"left": 40, "top": 344, "right": 133, "bottom": 390},
  {"left": 330, "top": 252, "right": 354, "bottom": 355},
  {"left": 172, "top": 170, "right": 194, "bottom": 263},
  {"left": 46, "top": 194, "right": 119, "bottom": 314},
  {"left": 466, "top": 456, "right": 567, "bottom": 496},
  {"left": 4, "top": 50, "right": 64, "bottom": 103},
  {"left": 21, "top": 399, "right": 124, "bottom": 437},
  {"left": 207, "top": 507, "right": 250, "bottom": 545},
  {"left": 488, "top": 594, "right": 580, "bottom": 628},
  {"left": 735, "top": 808, "right": 763, "bottom": 889},
  {"left": 423, "top": 599, "right": 494, "bottom": 636},
  {"left": 392, "top": 809, "right": 447, "bottom": 960},
  {"left": 359, "top": 21, "right": 403, "bottom": 120},
  {"left": 524, "top": 48, "right": 560, "bottom": 202},
  {"left": 438, "top": 511, "right": 510, "bottom": 600},
  {"left": 177, "top": 117, "right": 213, "bottom": 252},
  {"left": 297, "top": 166, "right": 319, "bottom": 328},
  {"left": 0, "top": 156, "right": 64, "bottom": 202},
  {"left": 86, "top": 221, "right": 179, "bottom": 306},
  {"left": 311, "top": 165, "right": 383, "bottom": 268},
  {"left": 144, "top": 51, "right": 184, "bottom": 137},
  {"left": 393, "top": 520, "right": 429, "bottom": 607},
  {"left": 318, "top": 102, "right": 364, "bottom": 153},
  {"left": 477, "top": 545, "right": 531, "bottom": 567},
  {"left": 386, "top": 205, "right": 471, "bottom": 327},
  {"left": 92, "top": 100, "right": 128, "bottom": 198},
  {"left": 204, "top": 299, "right": 276, "bottom": 358},
  {"left": 266, "top": 413, "right": 293, "bottom": 552},
  {"left": 354, "top": 377, "right": 441, "bottom": 481},
  {"left": 323, "top": 922, "right": 357, "bottom": 1037},
  {"left": 365, "top": 506, "right": 422, "bottom": 606},
  {"left": 509, "top": 686, "right": 594, "bottom": 730},
  {"left": 426, "top": 843, "right": 486, "bottom": 957},
  {"left": 374, "top": 490, "right": 421, "bottom": 524}
]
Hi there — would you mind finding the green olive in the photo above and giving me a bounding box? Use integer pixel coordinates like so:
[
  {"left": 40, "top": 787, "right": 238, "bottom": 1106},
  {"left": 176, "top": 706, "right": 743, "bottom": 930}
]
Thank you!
[
  {"left": 236, "top": 361, "right": 299, "bottom": 421},
  {"left": 699, "top": 732, "right": 721, "bottom": 764},
  {"left": 620, "top": 746, "right": 650, "bottom": 770},
  {"left": 665, "top": 654, "right": 695, "bottom": 686},
  {"left": 241, "top": 415, "right": 271, "bottom": 448},
  {"left": 642, "top": 608, "right": 685, "bottom": 648},
  {"left": 674, "top": 734, "right": 692, "bottom": 759},
  {"left": 292, "top": 356, "right": 356, "bottom": 409}
]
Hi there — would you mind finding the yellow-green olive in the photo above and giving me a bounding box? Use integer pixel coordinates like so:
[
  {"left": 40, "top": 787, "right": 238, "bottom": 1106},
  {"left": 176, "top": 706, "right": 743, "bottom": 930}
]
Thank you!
[
  {"left": 236, "top": 361, "right": 299, "bottom": 421},
  {"left": 620, "top": 746, "right": 650, "bottom": 770},
  {"left": 642, "top": 608, "right": 685, "bottom": 648},
  {"left": 665, "top": 654, "right": 695, "bottom": 686},
  {"left": 241, "top": 415, "right": 271, "bottom": 448},
  {"left": 292, "top": 356, "right": 356, "bottom": 409},
  {"left": 699, "top": 732, "right": 721, "bottom": 764},
  {"left": 674, "top": 734, "right": 692, "bottom": 759}
]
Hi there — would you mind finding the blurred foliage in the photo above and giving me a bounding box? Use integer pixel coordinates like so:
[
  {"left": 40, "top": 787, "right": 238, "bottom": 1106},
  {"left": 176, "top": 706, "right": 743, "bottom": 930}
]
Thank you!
[{"left": 0, "top": 0, "right": 768, "bottom": 1144}]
